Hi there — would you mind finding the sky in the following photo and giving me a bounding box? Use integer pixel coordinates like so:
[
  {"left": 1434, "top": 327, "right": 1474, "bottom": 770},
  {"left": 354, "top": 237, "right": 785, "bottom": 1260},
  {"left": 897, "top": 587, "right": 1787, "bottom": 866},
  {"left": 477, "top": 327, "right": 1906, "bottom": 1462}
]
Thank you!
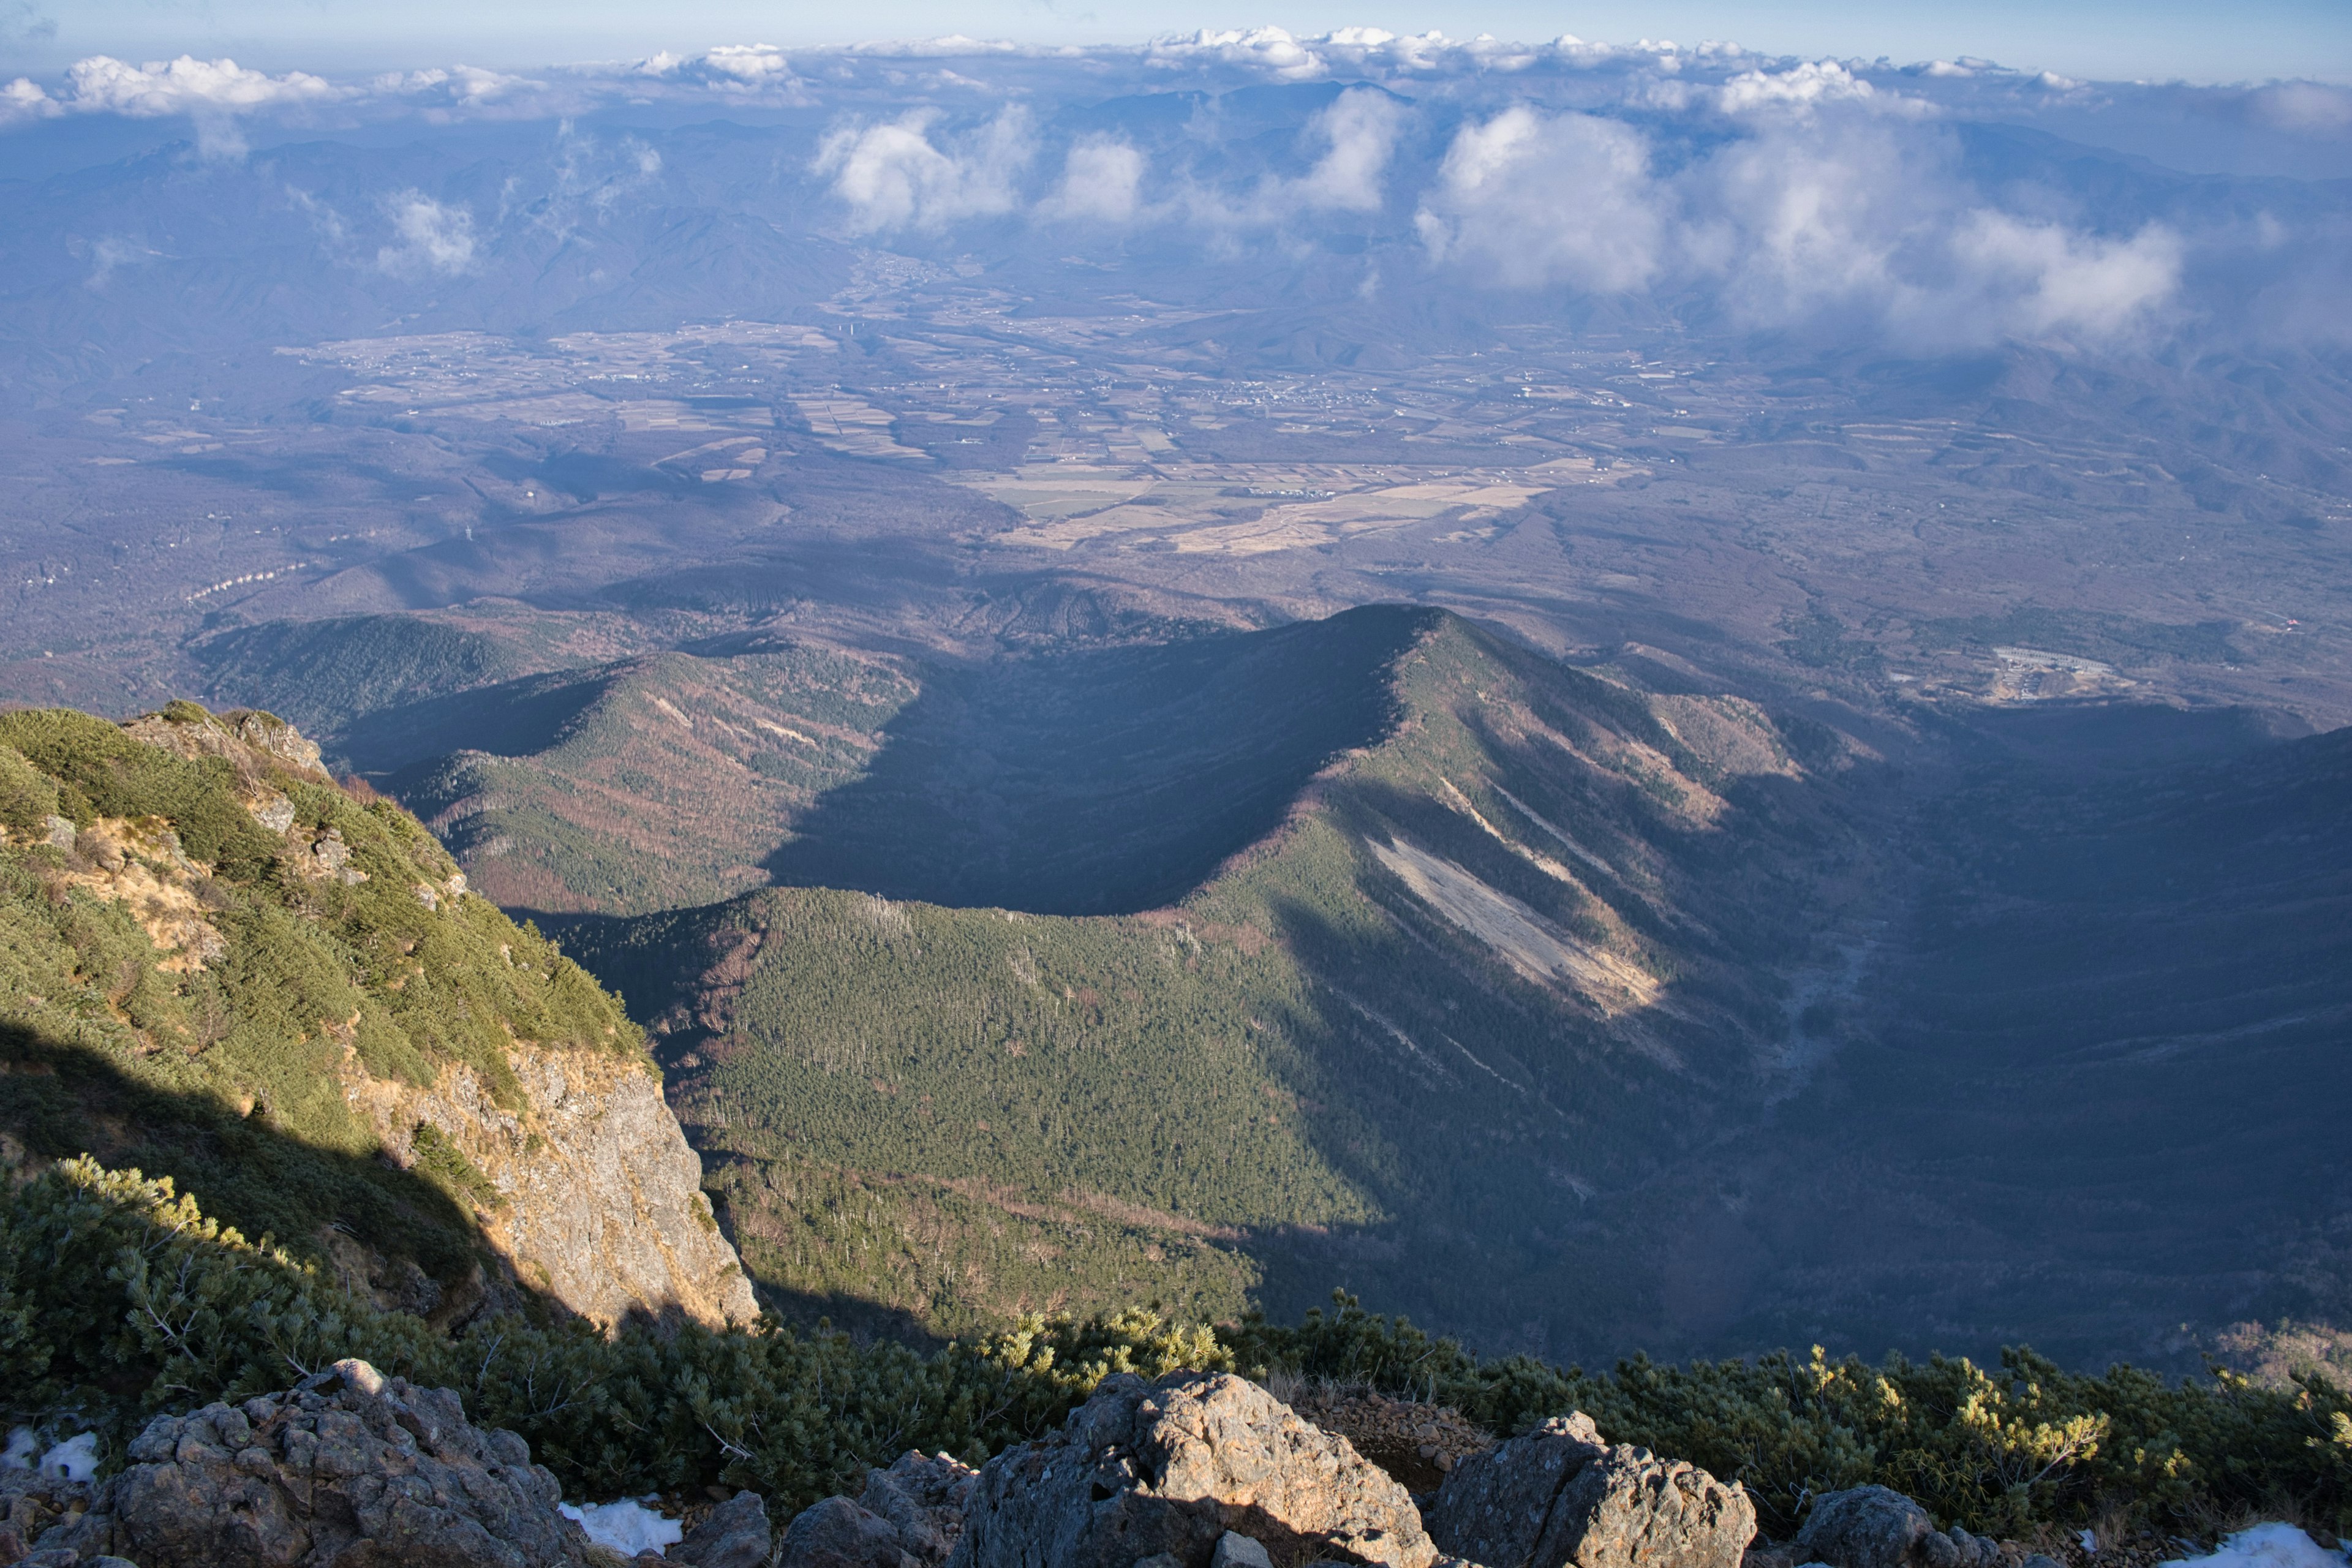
[{"left": 1, "top": 0, "right": 2347, "bottom": 86}]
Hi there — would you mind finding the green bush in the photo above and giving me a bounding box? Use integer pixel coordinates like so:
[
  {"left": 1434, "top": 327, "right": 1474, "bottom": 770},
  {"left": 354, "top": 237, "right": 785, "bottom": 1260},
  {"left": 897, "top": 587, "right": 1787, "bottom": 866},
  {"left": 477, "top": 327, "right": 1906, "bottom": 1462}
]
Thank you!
[{"left": 7, "top": 1166, "right": 2351, "bottom": 1538}]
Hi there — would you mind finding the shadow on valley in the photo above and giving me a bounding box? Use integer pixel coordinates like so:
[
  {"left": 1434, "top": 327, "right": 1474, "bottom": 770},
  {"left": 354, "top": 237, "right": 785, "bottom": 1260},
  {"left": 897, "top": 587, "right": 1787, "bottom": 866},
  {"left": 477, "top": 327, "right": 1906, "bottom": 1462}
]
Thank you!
[
  {"left": 1721, "top": 703, "right": 2352, "bottom": 1368},
  {"left": 763, "top": 604, "right": 1438, "bottom": 916}
]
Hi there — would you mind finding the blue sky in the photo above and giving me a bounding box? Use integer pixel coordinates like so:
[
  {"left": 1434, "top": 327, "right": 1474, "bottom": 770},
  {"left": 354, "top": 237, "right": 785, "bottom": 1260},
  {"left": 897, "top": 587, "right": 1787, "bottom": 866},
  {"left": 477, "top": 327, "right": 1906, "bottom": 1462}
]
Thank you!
[{"left": 3, "top": 0, "right": 2347, "bottom": 85}]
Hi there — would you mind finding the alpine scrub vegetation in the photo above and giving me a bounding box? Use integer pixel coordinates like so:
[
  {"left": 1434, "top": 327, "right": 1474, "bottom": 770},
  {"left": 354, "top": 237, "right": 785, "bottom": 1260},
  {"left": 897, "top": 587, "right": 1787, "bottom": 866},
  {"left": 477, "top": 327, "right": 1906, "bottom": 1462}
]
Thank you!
[{"left": 6, "top": 1158, "right": 2351, "bottom": 1540}]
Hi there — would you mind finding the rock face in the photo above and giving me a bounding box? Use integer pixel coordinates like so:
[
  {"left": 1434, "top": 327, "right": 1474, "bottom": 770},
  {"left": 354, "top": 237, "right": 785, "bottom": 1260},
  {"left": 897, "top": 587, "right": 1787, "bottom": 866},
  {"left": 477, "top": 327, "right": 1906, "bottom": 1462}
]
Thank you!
[
  {"left": 777, "top": 1450, "right": 978, "bottom": 1568},
  {"left": 1424, "top": 1412, "right": 1754, "bottom": 1568},
  {"left": 33, "top": 1359, "right": 600, "bottom": 1568},
  {"left": 124, "top": 704, "right": 758, "bottom": 1332},
  {"left": 341, "top": 1037, "right": 760, "bottom": 1331},
  {"left": 1792, "top": 1488, "right": 2000, "bottom": 1568},
  {"left": 948, "top": 1371, "right": 1437, "bottom": 1568}
]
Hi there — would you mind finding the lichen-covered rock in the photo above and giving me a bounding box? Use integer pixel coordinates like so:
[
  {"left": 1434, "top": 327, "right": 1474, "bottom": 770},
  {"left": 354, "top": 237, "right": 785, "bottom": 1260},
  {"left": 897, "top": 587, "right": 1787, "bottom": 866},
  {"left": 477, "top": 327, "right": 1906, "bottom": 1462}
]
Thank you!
[
  {"left": 1792, "top": 1488, "right": 1999, "bottom": 1568},
  {"left": 674, "top": 1491, "right": 774, "bottom": 1568},
  {"left": 948, "top": 1370, "right": 1437, "bottom": 1568},
  {"left": 34, "top": 1359, "right": 599, "bottom": 1568},
  {"left": 1425, "top": 1412, "right": 1753, "bottom": 1568}
]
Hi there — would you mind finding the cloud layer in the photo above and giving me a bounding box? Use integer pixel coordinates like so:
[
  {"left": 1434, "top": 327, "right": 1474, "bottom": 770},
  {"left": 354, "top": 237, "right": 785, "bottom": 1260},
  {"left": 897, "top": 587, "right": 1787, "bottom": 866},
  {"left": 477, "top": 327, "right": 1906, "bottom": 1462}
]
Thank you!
[{"left": 1, "top": 29, "right": 2340, "bottom": 352}]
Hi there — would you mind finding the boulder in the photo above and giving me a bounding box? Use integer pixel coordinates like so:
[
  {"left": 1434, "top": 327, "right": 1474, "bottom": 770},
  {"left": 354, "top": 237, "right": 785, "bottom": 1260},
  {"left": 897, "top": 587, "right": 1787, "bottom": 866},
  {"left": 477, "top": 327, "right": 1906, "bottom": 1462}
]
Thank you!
[
  {"left": 1793, "top": 1489, "right": 1999, "bottom": 1568},
  {"left": 33, "top": 1359, "right": 601, "bottom": 1568},
  {"left": 780, "top": 1494, "right": 921, "bottom": 1568},
  {"left": 773, "top": 1449, "right": 978, "bottom": 1568},
  {"left": 946, "top": 1370, "right": 1437, "bottom": 1568},
  {"left": 858, "top": 1452, "right": 979, "bottom": 1566},
  {"left": 1424, "top": 1412, "right": 1753, "bottom": 1568},
  {"left": 674, "top": 1492, "right": 773, "bottom": 1568}
]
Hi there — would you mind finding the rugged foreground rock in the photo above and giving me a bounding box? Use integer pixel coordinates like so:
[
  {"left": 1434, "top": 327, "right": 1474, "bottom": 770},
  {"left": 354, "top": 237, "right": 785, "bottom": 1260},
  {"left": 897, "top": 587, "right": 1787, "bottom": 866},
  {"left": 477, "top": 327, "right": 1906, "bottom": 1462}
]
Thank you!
[
  {"left": 946, "top": 1371, "right": 1438, "bottom": 1568},
  {"left": 28, "top": 1360, "right": 601, "bottom": 1568},
  {"left": 1423, "top": 1412, "right": 1755, "bottom": 1568},
  {"left": 776, "top": 1450, "right": 977, "bottom": 1568},
  {"left": 1790, "top": 1487, "right": 2003, "bottom": 1568}
]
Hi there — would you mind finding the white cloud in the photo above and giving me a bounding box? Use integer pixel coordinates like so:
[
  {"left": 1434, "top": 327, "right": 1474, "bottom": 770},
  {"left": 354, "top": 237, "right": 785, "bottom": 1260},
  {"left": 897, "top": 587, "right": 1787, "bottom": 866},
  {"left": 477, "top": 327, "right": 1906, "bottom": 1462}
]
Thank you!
[
  {"left": 0, "top": 76, "right": 58, "bottom": 126},
  {"left": 2252, "top": 81, "right": 2352, "bottom": 135},
  {"left": 813, "top": 107, "right": 1032, "bottom": 233},
  {"left": 1947, "top": 213, "right": 2181, "bottom": 339},
  {"left": 1148, "top": 28, "right": 1327, "bottom": 81},
  {"left": 377, "top": 192, "right": 478, "bottom": 276},
  {"left": 1717, "top": 59, "right": 1890, "bottom": 115},
  {"left": 1295, "top": 89, "right": 1404, "bottom": 212},
  {"left": 1041, "top": 136, "right": 1145, "bottom": 223},
  {"left": 1415, "top": 107, "right": 1663, "bottom": 292},
  {"left": 62, "top": 55, "right": 339, "bottom": 117}
]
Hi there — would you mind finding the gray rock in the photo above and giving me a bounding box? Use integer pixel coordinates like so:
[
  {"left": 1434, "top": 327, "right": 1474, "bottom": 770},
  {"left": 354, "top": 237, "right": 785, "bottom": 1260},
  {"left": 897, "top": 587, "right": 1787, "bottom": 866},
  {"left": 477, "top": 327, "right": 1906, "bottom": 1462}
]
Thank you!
[
  {"left": 1424, "top": 1412, "right": 1753, "bottom": 1568},
  {"left": 674, "top": 1492, "right": 772, "bottom": 1568},
  {"left": 780, "top": 1494, "right": 921, "bottom": 1568},
  {"left": 1212, "top": 1532, "right": 1275, "bottom": 1568},
  {"left": 859, "top": 1452, "right": 979, "bottom": 1566},
  {"left": 947, "top": 1370, "right": 1437, "bottom": 1568},
  {"left": 34, "top": 1359, "right": 599, "bottom": 1568},
  {"left": 1793, "top": 1490, "right": 2000, "bottom": 1568}
]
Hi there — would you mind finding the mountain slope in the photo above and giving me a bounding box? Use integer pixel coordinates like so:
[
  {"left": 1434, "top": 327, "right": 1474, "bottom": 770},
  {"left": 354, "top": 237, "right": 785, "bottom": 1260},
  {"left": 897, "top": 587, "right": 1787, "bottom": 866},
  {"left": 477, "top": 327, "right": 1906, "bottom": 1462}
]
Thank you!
[
  {"left": 568, "top": 607, "right": 1847, "bottom": 1348},
  {"left": 0, "top": 701, "right": 755, "bottom": 1328}
]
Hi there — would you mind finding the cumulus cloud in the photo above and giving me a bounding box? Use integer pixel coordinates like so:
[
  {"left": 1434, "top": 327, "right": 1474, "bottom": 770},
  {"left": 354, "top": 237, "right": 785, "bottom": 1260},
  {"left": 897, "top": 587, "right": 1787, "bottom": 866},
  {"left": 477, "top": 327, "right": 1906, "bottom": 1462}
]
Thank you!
[
  {"left": 1041, "top": 136, "right": 1145, "bottom": 223},
  {"left": 1717, "top": 59, "right": 1884, "bottom": 115},
  {"left": 1415, "top": 107, "right": 1662, "bottom": 291},
  {"left": 63, "top": 55, "right": 339, "bottom": 117},
  {"left": 1295, "top": 89, "right": 1406, "bottom": 211},
  {"left": 377, "top": 192, "right": 478, "bottom": 276},
  {"left": 813, "top": 107, "right": 1032, "bottom": 233},
  {"left": 0, "top": 75, "right": 58, "bottom": 126}
]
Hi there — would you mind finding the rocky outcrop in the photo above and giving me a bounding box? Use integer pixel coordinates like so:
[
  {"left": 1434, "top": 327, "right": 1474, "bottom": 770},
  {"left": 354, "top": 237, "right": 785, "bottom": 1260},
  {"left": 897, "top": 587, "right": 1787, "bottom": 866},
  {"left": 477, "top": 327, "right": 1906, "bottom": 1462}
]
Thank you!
[
  {"left": 1424, "top": 1412, "right": 1754, "bottom": 1568},
  {"left": 115, "top": 704, "right": 759, "bottom": 1332},
  {"left": 948, "top": 1370, "right": 1436, "bottom": 1568},
  {"left": 340, "top": 1037, "right": 759, "bottom": 1330},
  {"left": 1792, "top": 1488, "right": 2000, "bottom": 1568},
  {"left": 32, "top": 1359, "right": 601, "bottom": 1568}
]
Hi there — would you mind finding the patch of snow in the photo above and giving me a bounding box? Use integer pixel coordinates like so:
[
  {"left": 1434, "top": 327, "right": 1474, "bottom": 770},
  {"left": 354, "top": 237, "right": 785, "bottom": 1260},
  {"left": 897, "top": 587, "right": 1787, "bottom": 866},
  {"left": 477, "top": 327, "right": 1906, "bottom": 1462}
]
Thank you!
[
  {"left": 1, "top": 1428, "right": 36, "bottom": 1469},
  {"left": 2159, "top": 1523, "right": 2352, "bottom": 1568},
  {"left": 560, "top": 1496, "right": 683, "bottom": 1555},
  {"left": 2081, "top": 1530, "right": 2099, "bottom": 1553},
  {"left": 39, "top": 1432, "right": 100, "bottom": 1481}
]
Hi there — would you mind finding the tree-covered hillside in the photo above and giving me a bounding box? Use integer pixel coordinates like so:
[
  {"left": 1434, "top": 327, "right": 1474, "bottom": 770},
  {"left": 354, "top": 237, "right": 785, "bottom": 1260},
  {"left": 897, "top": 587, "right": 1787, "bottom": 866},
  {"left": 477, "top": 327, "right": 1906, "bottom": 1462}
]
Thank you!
[{"left": 567, "top": 608, "right": 1852, "bottom": 1349}]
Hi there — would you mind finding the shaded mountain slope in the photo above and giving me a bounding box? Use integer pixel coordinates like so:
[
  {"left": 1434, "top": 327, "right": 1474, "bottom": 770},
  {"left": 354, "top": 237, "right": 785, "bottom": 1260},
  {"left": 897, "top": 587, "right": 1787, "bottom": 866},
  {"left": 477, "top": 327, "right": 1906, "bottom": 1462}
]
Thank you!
[
  {"left": 763, "top": 604, "right": 1432, "bottom": 914},
  {"left": 1701, "top": 705, "right": 2352, "bottom": 1366}
]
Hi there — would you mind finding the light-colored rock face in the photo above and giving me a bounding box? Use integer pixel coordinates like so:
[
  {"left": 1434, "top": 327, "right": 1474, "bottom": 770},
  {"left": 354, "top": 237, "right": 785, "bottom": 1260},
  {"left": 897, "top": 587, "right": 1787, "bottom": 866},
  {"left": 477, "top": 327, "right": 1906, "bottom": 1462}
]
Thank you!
[
  {"left": 344, "top": 1042, "right": 759, "bottom": 1330},
  {"left": 950, "top": 1371, "right": 1437, "bottom": 1568},
  {"left": 1425, "top": 1412, "right": 1755, "bottom": 1568}
]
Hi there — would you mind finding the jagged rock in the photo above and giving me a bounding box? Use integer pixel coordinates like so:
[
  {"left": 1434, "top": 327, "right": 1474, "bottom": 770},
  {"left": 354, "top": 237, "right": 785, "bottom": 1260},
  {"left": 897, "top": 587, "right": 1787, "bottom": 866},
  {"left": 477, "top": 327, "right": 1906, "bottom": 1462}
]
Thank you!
[
  {"left": 674, "top": 1492, "right": 773, "bottom": 1568},
  {"left": 0, "top": 1465, "right": 96, "bottom": 1559},
  {"left": 33, "top": 1359, "right": 600, "bottom": 1568},
  {"left": 1424, "top": 1412, "right": 1753, "bottom": 1568},
  {"left": 858, "top": 1452, "right": 978, "bottom": 1566},
  {"left": 947, "top": 1370, "right": 1437, "bottom": 1568},
  {"left": 1793, "top": 1489, "right": 1999, "bottom": 1568}
]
